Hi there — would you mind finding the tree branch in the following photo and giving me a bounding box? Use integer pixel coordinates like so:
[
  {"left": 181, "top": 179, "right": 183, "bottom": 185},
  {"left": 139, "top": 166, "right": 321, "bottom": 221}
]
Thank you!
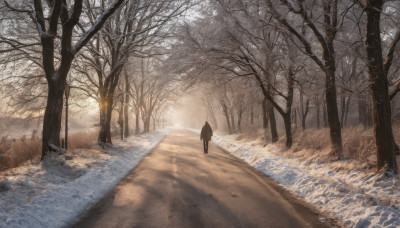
[
  {"left": 73, "top": 0, "right": 126, "bottom": 54},
  {"left": 384, "top": 30, "right": 400, "bottom": 76}
]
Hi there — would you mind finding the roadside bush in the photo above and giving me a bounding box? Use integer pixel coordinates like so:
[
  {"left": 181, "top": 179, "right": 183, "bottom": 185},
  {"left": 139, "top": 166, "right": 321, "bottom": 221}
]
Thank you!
[
  {"left": 0, "top": 135, "right": 41, "bottom": 171},
  {"left": 0, "top": 131, "right": 98, "bottom": 172},
  {"left": 240, "top": 126, "right": 400, "bottom": 171},
  {"left": 68, "top": 131, "right": 98, "bottom": 151}
]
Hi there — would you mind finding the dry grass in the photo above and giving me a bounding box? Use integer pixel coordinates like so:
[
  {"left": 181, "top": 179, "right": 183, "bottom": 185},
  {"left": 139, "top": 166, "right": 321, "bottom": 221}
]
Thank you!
[
  {"left": 0, "top": 135, "right": 41, "bottom": 171},
  {"left": 291, "top": 128, "right": 331, "bottom": 152},
  {"left": 289, "top": 126, "right": 376, "bottom": 161},
  {"left": 68, "top": 131, "right": 98, "bottom": 151},
  {"left": 342, "top": 127, "right": 376, "bottom": 163},
  {"left": 236, "top": 126, "right": 286, "bottom": 143},
  {"left": 286, "top": 127, "right": 377, "bottom": 169},
  {"left": 237, "top": 125, "right": 400, "bottom": 171},
  {"left": 0, "top": 131, "right": 98, "bottom": 172}
]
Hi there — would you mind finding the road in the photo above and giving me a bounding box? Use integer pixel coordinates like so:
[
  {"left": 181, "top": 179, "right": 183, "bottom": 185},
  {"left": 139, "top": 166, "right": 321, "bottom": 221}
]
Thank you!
[{"left": 72, "top": 130, "right": 331, "bottom": 228}]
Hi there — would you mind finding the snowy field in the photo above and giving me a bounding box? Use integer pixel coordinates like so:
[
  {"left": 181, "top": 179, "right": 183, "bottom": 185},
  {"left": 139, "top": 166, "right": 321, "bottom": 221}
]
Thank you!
[
  {"left": 210, "top": 132, "right": 400, "bottom": 228},
  {"left": 0, "top": 131, "right": 166, "bottom": 228}
]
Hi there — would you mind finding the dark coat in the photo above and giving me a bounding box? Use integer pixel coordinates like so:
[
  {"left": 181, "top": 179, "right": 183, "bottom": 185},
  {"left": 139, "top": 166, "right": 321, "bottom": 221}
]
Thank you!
[{"left": 200, "top": 122, "right": 213, "bottom": 141}]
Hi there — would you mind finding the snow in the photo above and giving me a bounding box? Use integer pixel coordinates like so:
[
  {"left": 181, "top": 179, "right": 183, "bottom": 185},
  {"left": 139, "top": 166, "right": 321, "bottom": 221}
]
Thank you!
[
  {"left": 0, "top": 130, "right": 166, "bottom": 228},
  {"left": 2, "top": 128, "right": 399, "bottom": 228},
  {"left": 210, "top": 132, "right": 400, "bottom": 228}
]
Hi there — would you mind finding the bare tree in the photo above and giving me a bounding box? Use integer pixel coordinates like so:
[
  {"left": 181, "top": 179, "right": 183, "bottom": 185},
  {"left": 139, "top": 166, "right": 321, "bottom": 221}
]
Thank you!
[
  {"left": 265, "top": 0, "right": 348, "bottom": 158},
  {"left": 2, "top": 0, "right": 126, "bottom": 158},
  {"left": 201, "top": 92, "right": 219, "bottom": 130},
  {"left": 74, "top": 0, "right": 192, "bottom": 143},
  {"left": 357, "top": 0, "right": 400, "bottom": 173}
]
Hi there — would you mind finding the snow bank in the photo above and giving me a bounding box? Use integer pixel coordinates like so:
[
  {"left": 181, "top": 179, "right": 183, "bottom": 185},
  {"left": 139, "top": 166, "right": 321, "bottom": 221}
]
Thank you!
[
  {"left": 0, "top": 131, "right": 166, "bottom": 228},
  {"left": 212, "top": 133, "right": 400, "bottom": 228}
]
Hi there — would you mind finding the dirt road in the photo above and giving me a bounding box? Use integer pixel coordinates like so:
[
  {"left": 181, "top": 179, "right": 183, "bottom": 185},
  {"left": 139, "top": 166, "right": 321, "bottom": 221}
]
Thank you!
[{"left": 72, "top": 130, "right": 331, "bottom": 228}]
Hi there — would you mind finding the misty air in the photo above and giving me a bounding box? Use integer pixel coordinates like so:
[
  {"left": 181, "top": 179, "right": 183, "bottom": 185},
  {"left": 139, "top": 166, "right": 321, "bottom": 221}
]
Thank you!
[{"left": 0, "top": 0, "right": 400, "bottom": 227}]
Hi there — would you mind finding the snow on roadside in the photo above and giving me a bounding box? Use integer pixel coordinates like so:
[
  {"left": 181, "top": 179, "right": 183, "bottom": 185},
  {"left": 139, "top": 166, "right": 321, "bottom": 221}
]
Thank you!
[
  {"left": 0, "top": 131, "right": 167, "bottom": 228},
  {"left": 211, "top": 133, "right": 400, "bottom": 228}
]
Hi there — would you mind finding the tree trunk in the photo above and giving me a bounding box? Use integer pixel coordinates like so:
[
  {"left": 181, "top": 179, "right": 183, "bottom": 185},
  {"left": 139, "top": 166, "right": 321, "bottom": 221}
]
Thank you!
[
  {"left": 105, "top": 95, "right": 114, "bottom": 143},
  {"left": 323, "top": 101, "right": 328, "bottom": 128},
  {"left": 262, "top": 98, "right": 269, "bottom": 129},
  {"left": 340, "top": 92, "right": 346, "bottom": 128},
  {"left": 135, "top": 110, "right": 140, "bottom": 135},
  {"left": 230, "top": 109, "right": 236, "bottom": 133},
  {"left": 118, "top": 97, "right": 124, "bottom": 140},
  {"left": 142, "top": 118, "right": 147, "bottom": 133},
  {"left": 284, "top": 67, "right": 294, "bottom": 147},
  {"left": 365, "top": 1, "right": 398, "bottom": 173},
  {"left": 97, "top": 66, "right": 123, "bottom": 144},
  {"left": 237, "top": 104, "right": 243, "bottom": 133},
  {"left": 247, "top": 59, "right": 293, "bottom": 147},
  {"left": 283, "top": 114, "right": 292, "bottom": 148},
  {"left": 267, "top": 101, "right": 278, "bottom": 142},
  {"left": 98, "top": 91, "right": 114, "bottom": 144},
  {"left": 316, "top": 97, "right": 320, "bottom": 129},
  {"left": 98, "top": 97, "right": 107, "bottom": 142},
  {"left": 325, "top": 69, "right": 343, "bottom": 157},
  {"left": 41, "top": 79, "right": 66, "bottom": 158},
  {"left": 224, "top": 113, "right": 232, "bottom": 134},
  {"left": 302, "top": 99, "right": 310, "bottom": 130},
  {"left": 221, "top": 101, "right": 232, "bottom": 134},
  {"left": 124, "top": 74, "right": 130, "bottom": 137},
  {"left": 344, "top": 96, "right": 351, "bottom": 127},
  {"left": 250, "top": 106, "right": 254, "bottom": 125},
  {"left": 208, "top": 106, "right": 219, "bottom": 130},
  {"left": 299, "top": 91, "right": 304, "bottom": 129},
  {"left": 143, "top": 116, "right": 150, "bottom": 133},
  {"left": 145, "top": 115, "right": 151, "bottom": 133}
]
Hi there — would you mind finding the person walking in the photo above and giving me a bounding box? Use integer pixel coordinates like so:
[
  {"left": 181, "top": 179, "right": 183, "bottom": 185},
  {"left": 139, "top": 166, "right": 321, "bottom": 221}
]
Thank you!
[{"left": 200, "top": 121, "right": 213, "bottom": 154}]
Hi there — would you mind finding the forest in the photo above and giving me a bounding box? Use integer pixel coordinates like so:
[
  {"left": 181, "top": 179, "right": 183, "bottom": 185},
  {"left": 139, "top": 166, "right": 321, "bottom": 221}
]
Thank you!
[
  {"left": 0, "top": 0, "right": 400, "bottom": 227},
  {"left": 1, "top": 0, "right": 400, "bottom": 174}
]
